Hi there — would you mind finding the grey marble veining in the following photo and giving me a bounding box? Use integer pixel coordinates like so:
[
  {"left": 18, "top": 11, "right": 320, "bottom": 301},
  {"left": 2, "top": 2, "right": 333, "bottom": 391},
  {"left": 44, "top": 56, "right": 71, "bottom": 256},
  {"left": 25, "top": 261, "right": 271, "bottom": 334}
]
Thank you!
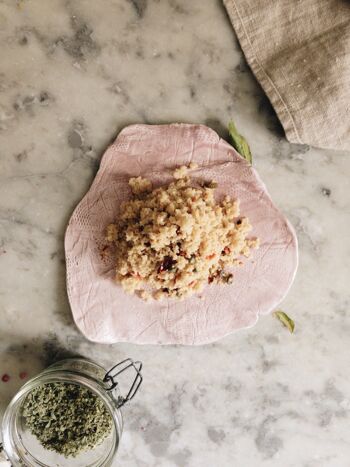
[{"left": 0, "top": 1, "right": 349, "bottom": 466}]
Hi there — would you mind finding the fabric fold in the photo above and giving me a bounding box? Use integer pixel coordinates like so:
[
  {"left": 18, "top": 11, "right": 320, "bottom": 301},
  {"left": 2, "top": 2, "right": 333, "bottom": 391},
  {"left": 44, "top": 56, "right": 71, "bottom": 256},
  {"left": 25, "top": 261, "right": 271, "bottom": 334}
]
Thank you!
[{"left": 224, "top": 0, "right": 350, "bottom": 150}]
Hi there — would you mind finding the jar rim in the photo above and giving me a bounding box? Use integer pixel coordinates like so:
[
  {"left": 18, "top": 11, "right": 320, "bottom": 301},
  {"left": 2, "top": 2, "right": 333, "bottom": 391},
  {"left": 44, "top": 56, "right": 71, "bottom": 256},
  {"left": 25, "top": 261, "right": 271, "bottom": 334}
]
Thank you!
[{"left": 2, "top": 363, "right": 122, "bottom": 467}]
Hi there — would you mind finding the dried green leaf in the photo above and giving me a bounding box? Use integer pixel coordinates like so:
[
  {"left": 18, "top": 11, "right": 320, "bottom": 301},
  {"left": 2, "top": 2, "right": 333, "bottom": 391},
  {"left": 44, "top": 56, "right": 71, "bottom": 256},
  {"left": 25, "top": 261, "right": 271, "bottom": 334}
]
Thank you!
[
  {"left": 22, "top": 382, "right": 113, "bottom": 458},
  {"left": 228, "top": 120, "right": 252, "bottom": 164},
  {"left": 274, "top": 310, "right": 295, "bottom": 333}
]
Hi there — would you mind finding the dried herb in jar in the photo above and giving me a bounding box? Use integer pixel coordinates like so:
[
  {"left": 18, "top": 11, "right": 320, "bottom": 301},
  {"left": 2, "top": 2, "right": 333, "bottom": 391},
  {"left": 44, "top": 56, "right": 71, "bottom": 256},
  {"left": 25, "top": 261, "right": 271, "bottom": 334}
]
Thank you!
[{"left": 22, "top": 382, "right": 113, "bottom": 458}]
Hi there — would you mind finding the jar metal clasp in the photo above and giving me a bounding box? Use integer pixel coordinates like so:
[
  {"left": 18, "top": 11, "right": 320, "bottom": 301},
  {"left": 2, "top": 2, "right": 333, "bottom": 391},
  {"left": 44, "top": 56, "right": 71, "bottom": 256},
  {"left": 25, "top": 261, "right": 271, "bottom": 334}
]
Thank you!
[{"left": 103, "top": 358, "right": 143, "bottom": 408}]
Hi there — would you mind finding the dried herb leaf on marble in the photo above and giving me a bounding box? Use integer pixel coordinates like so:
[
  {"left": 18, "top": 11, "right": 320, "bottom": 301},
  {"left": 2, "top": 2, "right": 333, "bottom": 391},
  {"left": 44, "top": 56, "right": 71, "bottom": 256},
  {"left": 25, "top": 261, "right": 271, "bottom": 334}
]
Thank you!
[
  {"left": 274, "top": 310, "right": 295, "bottom": 333},
  {"left": 228, "top": 120, "right": 252, "bottom": 164}
]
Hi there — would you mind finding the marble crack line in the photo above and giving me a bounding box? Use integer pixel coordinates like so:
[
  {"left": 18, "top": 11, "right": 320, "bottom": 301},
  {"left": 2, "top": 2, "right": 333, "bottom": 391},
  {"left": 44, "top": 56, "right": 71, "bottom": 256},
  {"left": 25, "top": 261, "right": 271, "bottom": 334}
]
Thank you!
[
  {"left": 0, "top": 156, "right": 91, "bottom": 184},
  {"left": 0, "top": 211, "right": 61, "bottom": 239}
]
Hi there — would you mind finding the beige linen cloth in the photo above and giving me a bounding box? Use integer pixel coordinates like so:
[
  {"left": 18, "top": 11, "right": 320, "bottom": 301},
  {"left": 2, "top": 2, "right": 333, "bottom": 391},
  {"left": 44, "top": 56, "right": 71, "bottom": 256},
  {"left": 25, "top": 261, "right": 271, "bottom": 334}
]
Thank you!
[{"left": 224, "top": 0, "right": 350, "bottom": 150}]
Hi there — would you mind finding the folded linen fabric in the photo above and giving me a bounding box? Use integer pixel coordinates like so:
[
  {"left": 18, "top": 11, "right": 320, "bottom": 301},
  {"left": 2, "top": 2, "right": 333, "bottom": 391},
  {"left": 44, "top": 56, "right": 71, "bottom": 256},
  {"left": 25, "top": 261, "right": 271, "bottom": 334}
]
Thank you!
[{"left": 224, "top": 0, "right": 350, "bottom": 150}]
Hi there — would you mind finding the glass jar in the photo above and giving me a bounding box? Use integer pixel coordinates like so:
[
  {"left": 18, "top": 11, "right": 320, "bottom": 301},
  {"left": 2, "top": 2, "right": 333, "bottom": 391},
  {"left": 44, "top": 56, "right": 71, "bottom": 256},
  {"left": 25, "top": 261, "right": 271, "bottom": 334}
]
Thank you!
[{"left": 1, "top": 357, "right": 143, "bottom": 467}]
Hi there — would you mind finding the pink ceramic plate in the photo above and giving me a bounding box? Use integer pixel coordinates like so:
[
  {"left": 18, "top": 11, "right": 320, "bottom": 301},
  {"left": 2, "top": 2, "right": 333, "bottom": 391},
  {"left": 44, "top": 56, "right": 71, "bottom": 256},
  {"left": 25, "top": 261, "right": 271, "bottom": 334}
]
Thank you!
[{"left": 65, "top": 124, "right": 298, "bottom": 345}]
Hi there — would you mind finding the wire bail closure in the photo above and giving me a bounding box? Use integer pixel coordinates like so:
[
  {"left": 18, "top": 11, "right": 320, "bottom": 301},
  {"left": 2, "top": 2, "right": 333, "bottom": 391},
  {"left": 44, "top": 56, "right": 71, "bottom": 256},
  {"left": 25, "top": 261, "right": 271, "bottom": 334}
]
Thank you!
[{"left": 103, "top": 358, "right": 143, "bottom": 408}]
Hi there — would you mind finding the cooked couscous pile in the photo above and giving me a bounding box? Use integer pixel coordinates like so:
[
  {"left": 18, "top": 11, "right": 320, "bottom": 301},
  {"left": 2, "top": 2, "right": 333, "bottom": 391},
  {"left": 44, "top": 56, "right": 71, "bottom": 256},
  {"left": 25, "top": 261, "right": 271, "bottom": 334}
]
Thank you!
[{"left": 106, "top": 165, "right": 259, "bottom": 300}]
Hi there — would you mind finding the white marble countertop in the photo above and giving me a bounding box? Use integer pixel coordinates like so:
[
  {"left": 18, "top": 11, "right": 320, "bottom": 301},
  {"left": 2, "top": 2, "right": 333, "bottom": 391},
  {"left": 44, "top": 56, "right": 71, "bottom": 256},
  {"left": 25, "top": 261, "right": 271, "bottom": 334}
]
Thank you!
[{"left": 1, "top": 1, "right": 350, "bottom": 466}]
